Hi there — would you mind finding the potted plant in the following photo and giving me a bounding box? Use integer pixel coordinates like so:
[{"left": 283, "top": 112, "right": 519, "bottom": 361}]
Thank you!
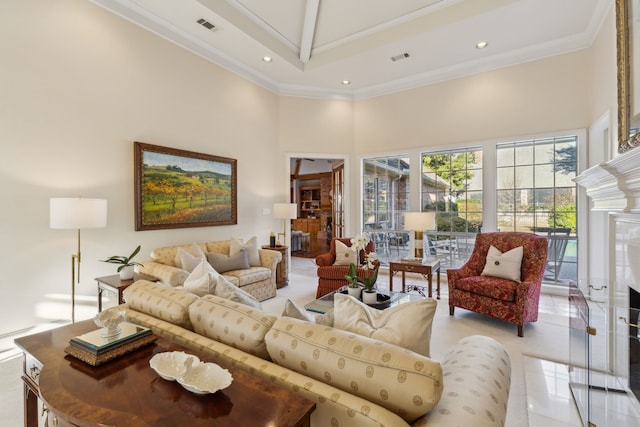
[
  {"left": 345, "top": 263, "right": 362, "bottom": 298},
  {"left": 101, "top": 245, "right": 143, "bottom": 280},
  {"left": 360, "top": 252, "right": 380, "bottom": 304},
  {"left": 344, "top": 251, "right": 380, "bottom": 303}
]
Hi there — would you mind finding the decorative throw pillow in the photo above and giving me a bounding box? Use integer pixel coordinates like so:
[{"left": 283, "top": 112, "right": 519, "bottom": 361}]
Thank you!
[
  {"left": 481, "top": 245, "right": 524, "bottom": 282},
  {"left": 230, "top": 236, "right": 261, "bottom": 267},
  {"left": 207, "top": 249, "right": 250, "bottom": 273},
  {"left": 281, "top": 299, "right": 334, "bottom": 326},
  {"left": 183, "top": 258, "right": 220, "bottom": 297},
  {"left": 215, "top": 275, "right": 262, "bottom": 309},
  {"left": 333, "top": 240, "right": 357, "bottom": 266},
  {"left": 333, "top": 293, "right": 437, "bottom": 357},
  {"left": 174, "top": 243, "right": 206, "bottom": 272}
]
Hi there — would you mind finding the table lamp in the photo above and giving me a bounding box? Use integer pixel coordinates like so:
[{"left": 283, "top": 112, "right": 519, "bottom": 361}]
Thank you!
[
  {"left": 273, "top": 203, "right": 297, "bottom": 246},
  {"left": 404, "top": 212, "right": 436, "bottom": 259},
  {"left": 50, "top": 197, "right": 108, "bottom": 323}
]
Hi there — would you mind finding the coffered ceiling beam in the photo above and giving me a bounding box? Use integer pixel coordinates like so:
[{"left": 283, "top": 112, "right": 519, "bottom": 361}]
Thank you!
[{"left": 299, "top": 0, "right": 320, "bottom": 63}]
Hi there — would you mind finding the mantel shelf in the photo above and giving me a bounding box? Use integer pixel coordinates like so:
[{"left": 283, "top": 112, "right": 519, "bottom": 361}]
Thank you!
[{"left": 574, "top": 147, "right": 640, "bottom": 212}]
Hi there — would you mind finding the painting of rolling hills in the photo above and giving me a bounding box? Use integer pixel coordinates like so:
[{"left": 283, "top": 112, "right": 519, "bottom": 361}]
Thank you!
[{"left": 134, "top": 142, "right": 237, "bottom": 230}]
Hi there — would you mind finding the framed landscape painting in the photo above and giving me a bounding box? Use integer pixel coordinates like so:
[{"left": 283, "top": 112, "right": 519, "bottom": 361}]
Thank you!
[{"left": 134, "top": 142, "right": 237, "bottom": 230}]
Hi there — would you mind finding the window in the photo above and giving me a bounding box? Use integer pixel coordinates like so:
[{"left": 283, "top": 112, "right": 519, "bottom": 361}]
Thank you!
[
  {"left": 496, "top": 136, "right": 578, "bottom": 283},
  {"left": 421, "top": 148, "right": 483, "bottom": 268},
  {"left": 362, "top": 156, "right": 410, "bottom": 264}
]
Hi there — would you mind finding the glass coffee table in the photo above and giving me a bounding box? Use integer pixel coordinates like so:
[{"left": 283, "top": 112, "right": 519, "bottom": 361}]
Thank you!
[{"left": 305, "top": 286, "right": 424, "bottom": 314}]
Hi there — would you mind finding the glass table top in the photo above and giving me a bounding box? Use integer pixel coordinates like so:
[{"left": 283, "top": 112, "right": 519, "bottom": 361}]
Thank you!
[{"left": 304, "top": 286, "right": 424, "bottom": 314}]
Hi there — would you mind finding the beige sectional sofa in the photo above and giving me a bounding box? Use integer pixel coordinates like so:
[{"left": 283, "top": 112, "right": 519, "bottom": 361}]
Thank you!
[
  {"left": 138, "top": 239, "right": 282, "bottom": 301},
  {"left": 121, "top": 280, "right": 512, "bottom": 427}
]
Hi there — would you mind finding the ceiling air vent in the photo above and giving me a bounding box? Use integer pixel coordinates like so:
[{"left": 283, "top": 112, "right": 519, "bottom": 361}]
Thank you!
[
  {"left": 197, "top": 18, "right": 216, "bottom": 31},
  {"left": 391, "top": 52, "right": 410, "bottom": 62}
]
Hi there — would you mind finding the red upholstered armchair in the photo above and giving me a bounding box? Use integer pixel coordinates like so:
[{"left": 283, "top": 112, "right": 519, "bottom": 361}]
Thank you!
[
  {"left": 447, "top": 232, "right": 548, "bottom": 337},
  {"left": 315, "top": 238, "right": 376, "bottom": 298}
]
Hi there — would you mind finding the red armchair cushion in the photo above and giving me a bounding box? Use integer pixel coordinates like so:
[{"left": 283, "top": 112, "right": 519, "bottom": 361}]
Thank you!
[{"left": 455, "top": 276, "right": 517, "bottom": 302}]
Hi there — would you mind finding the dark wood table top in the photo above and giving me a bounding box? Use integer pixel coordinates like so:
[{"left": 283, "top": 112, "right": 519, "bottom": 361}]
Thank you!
[{"left": 15, "top": 320, "right": 315, "bottom": 427}]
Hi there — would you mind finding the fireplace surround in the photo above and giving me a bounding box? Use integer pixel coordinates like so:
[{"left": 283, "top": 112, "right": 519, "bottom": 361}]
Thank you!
[{"left": 574, "top": 147, "right": 640, "bottom": 423}]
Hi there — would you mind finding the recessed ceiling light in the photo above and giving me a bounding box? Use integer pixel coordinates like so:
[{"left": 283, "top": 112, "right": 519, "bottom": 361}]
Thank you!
[
  {"left": 341, "top": 80, "right": 351, "bottom": 85},
  {"left": 262, "top": 56, "right": 272, "bottom": 63},
  {"left": 476, "top": 41, "right": 489, "bottom": 49}
]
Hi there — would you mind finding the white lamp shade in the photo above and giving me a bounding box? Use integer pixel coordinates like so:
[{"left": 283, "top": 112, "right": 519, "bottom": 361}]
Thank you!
[
  {"left": 50, "top": 198, "right": 108, "bottom": 229},
  {"left": 273, "top": 203, "right": 297, "bottom": 220},
  {"left": 403, "top": 211, "right": 436, "bottom": 231}
]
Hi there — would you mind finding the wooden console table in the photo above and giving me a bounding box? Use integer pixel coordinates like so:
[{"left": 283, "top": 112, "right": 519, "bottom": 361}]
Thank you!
[
  {"left": 14, "top": 320, "right": 315, "bottom": 427},
  {"left": 389, "top": 259, "right": 441, "bottom": 299}
]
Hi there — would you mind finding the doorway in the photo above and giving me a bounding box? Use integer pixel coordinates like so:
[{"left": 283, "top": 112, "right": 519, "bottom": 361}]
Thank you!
[{"left": 288, "top": 156, "right": 346, "bottom": 258}]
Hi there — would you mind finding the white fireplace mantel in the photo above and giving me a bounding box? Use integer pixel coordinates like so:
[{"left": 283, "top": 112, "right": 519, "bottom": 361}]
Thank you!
[{"left": 574, "top": 147, "right": 640, "bottom": 212}]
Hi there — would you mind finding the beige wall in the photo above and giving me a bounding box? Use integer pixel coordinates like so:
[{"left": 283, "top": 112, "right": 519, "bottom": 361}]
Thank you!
[
  {"left": 0, "top": 0, "right": 616, "bottom": 333},
  {"left": 0, "top": 0, "right": 281, "bottom": 333},
  {"left": 355, "top": 51, "right": 591, "bottom": 153}
]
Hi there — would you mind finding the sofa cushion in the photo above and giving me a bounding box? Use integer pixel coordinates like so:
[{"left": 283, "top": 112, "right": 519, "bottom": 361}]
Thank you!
[
  {"left": 188, "top": 294, "right": 276, "bottom": 359},
  {"left": 223, "top": 267, "right": 271, "bottom": 287},
  {"left": 230, "top": 236, "right": 260, "bottom": 267},
  {"left": 265, "top": 316, "right": 443, "bottom": 422},
  {"left": 123, "top": 280, "right": 197, "bottom": 330},
  {"left": 481, "top": 245, "right": 523, "bottom": 282},
  {"left": 207, "top": 250, "right": 250, "bottom": 273},
  {"left": 333, "top": 293, "right": 437, "bottom": 358}
]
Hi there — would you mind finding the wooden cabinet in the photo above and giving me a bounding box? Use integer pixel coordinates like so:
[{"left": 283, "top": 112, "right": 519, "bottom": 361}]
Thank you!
[
  {"left": 293, "top": 218, "right": 321, "bottom": 238},
  {"left": 263, "top": 245, "right": 288, "bottom": 288}
]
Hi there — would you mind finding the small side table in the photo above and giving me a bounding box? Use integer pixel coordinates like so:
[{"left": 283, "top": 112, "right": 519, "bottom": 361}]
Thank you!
[
  {"left": 95, "top": 273, "right": 157, "bottom": 311},
  {"left": 388, "top": 259, "right": 441, "bottom": 299},
  {"left": 263, "top": 245, "right": 289, "bottom": 288}
]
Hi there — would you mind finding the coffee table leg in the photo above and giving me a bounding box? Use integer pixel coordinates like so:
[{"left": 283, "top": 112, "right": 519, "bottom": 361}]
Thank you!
[
  {"left": 428, "top": 272, "right": 433, "bottom": 298},
  {"left": 389, "top": 267, "right": 394, "bottom": 291},
  {"left": 437, "top": 270, "right": 441, "bottom": 299}
]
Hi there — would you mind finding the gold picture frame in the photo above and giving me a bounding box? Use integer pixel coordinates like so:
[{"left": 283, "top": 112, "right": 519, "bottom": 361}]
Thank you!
[
  {"left": 134, "top": 142, "right": 237, "bottom": 231},
  {"left": 617, "top": 0, "right": 640, "bottom": 153}
]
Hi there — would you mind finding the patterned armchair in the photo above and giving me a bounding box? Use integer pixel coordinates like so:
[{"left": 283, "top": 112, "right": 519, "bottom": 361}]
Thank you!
[
  {"left": 315, "top": 238, "right": 376, "bottom": 298},
  {"left": 447, "top": 232, "right": 548, "bottom": 337}
]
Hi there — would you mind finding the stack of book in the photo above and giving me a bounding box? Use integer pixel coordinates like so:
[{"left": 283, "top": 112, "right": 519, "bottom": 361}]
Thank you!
[{"left": 65, "top": 322, "right": 157, "bottom": 366}]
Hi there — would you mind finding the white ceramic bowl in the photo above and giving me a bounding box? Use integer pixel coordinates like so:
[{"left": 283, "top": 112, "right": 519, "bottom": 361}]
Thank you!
[
  {"left": 149, "top": 351, "right": 201, "bottom": 381},
  {"left": 177, "top": 362, "right": 233, "bottom": 394}
]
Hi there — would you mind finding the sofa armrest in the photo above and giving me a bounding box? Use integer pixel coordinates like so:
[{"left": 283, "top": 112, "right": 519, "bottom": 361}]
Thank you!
[
  {"left": 315, "top": 252, "right": 334, "bottom": 267},
  {"left": 138, "top": 261, "right": 188, "bottom": 287},
  {"left": 413, "top": 335, "right": 511, "bottom": 427},
  {"left": 258, "top": 249, "right": 282, "bottom": 284}
]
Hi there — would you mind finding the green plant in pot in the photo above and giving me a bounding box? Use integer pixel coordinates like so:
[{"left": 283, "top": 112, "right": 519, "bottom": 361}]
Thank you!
[
  {"left": 360, "top": 252, "right": 380, "bottom": 304},
  {"left": 345, "top": 263, "right": 363, "bottom": 298},
  {"left": 101, "top": 245, "right": 143, "bottom": 280},
  {"left": 344, "top": 252, "right": 380, "bottom": 302}
]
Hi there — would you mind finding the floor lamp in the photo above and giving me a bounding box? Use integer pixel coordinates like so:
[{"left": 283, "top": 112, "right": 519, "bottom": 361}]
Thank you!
[
  {"left": 50, "top": 197, "right": 108, "bottom": 323},
  {"left": 273, "top": 203, "right": 297, "bottom": 246},
  {"left": 404, "top": 212, "right": 436, "bottom": 259}
]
